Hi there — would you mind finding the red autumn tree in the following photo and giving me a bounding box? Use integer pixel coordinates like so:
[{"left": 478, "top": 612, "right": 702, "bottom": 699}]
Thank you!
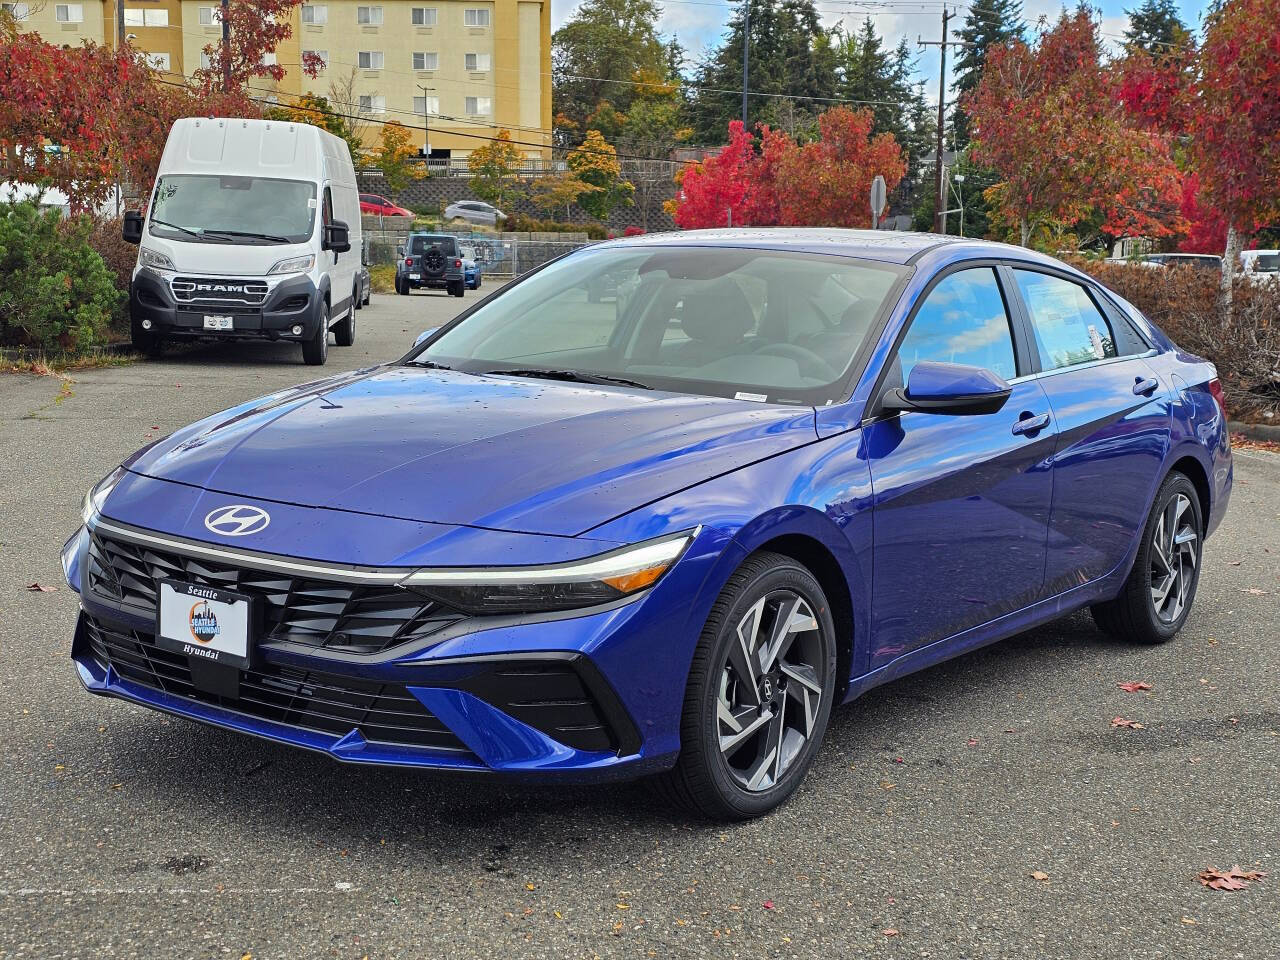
[
  {"left": 772, "top": 107, "right": 905, "bottom": 228},
  {"left": 965, "top": 9, "right": 1184, "bottom": 248},
  {"left": 670, "top": 109, "right": 905, "bottom": 230},
  {"left": 1187, "top": 0, "right": 1280, "bottom": 289},
  {"left": 196, "top": 0, "right": 323, "bottom": 90}
]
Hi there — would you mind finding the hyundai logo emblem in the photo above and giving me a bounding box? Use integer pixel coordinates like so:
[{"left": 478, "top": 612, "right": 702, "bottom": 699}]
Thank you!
[{"left": 204, "top": 504, "right": 271, "bottom": 537}]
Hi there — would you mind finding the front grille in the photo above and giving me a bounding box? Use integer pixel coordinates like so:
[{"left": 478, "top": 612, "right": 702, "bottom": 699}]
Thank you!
[
  {"left": 88, "top": 532, "right": 464, "bottom": 655},
  {"left": 83, "top": 615, "right": 470, "bottom": 753},
  {"left": 171, "top": 277, "right": 268, "bottom": 305}
]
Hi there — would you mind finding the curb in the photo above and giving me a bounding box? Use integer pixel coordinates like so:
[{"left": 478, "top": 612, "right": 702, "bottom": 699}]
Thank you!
[{"left": 1229, "top": 420, "right": 1280, "bottom": 442}]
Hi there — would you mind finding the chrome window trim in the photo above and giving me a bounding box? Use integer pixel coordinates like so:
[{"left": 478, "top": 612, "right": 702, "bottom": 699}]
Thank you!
[{"left": 1006, "top": 347, "right": 1159, "bottom": 385}]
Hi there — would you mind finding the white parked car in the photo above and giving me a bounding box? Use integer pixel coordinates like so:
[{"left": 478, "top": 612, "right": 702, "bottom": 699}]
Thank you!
[
  {"left": 1240, "top": 249, "right": 1280, "bottom": 287},
  {"left": 444, "top": 200, "right": 504, "bottom": 227}
]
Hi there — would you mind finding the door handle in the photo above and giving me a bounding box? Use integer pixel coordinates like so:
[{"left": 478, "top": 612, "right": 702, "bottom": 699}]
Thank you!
[
  {"left": 1133, "top": 376, "right": 1160, "bottom": 396},
  {"left": 1011, "top": 412, "right": 1051, "bottom": 436}
]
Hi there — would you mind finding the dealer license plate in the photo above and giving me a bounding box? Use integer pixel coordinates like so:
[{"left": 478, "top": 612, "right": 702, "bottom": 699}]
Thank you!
[
  {"left": 409, "top": 273, "right": 421, "bottom": 280},
  {"left": 203, "top": 315, "right": 234, "bottom": 331},
  {"left": 156, "top": 581, "right": 253, "bottom": 669}
]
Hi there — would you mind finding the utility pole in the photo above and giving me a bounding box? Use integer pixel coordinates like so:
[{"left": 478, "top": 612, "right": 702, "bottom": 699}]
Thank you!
[
  {"left": 220, "top": 0, "right": 231, "bottom": 93},
  {"left": 417, "top": 84, "right": 435, "bottom": 163},
  {"left": 741, "top": 0, "right": 750, "bottom": 125},
  {"left": 918, "top": 7, "right": 973, "bottom": 234}
]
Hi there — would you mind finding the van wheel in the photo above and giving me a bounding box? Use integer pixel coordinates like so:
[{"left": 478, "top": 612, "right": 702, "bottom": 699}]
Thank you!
[
  {"left": 130, "top": 317, "right": 164, "bottom": 357},
  {"left": 353, "top": 283, "right": 363, "bottom": 310},
  {"left": 302, "top": 304, "right": 329, "bottom": 365},
  {"left": 334, "top": 300, "right": 356, "bottom": 347}
]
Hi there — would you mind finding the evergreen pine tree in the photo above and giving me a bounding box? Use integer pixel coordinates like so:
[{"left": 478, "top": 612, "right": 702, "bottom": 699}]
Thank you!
[
  {"left": 951, "top": 0, "right": 1025, "bottom": 147},
  {"left": 1123, "top": 0, "right": 1190, "bottom": 55}
]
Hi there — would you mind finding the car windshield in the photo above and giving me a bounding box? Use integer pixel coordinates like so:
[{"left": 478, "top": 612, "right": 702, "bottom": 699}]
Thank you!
[
  {"left": 410, "top": 235, "right": 457, "bottom": 256},
  {"left": 412, "top": 245, "right": 906, "bottom": 404},
  {"left": 1248, "top": 253, "right": 1280, "bottom": 273},
  {"left": 148, "top": 175, "right": 316, "bottom": 244}
]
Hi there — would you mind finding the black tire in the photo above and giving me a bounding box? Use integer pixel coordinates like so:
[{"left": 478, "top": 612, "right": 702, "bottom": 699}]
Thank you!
[
  {"left": 396, "top": 276, "right": 410, "bottom": 296},
  {"left": 353, "top": 283, "right": 363, "bottom": 310},
  {"left": 654, "top": 552, "right": 838, "bottom": 820},
  {"left": 302, "top": 303, "right": 329, "bottom": 366},
  {"left": 474, "top": 275, "right": 481, "bottom": 290},
  {"left": 1091, "top": 471, "right": 1204, "bottom": 644},
  {"left": 362, "top": 286, "right": 371, "bottom": 306},
  {"left": 130, "top": 315, "right": 164, "bottom": 357},
  {"left": 333, "top": 299, "right": 355, "bottom": 347},
  {"left": 450, "top": 280, "right": 465, "bottom": 298}
]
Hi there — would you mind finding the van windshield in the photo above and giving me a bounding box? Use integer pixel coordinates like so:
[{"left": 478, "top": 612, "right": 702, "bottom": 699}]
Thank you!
[{"left": 148, "top": 175, "right": 317, "bottom": 244}]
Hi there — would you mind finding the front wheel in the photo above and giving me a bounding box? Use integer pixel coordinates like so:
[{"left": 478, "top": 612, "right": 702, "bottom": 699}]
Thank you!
[
  {"left": 333, "top": 299, "right": 355, "bottom": 347},
  {"left": 130, "top": 316, "right": 164, "bottom": 357},
  {"left": 302, "top": 304, "right": 329, "bottom": 365},
  {"left": 655, "top": 552, "right": 837, "bottom": 820},
  {"left": 1091, "top": 471, "right": 1203, "bottom": 644}
]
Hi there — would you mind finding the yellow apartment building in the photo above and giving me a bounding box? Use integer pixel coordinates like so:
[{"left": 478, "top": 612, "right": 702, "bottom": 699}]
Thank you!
[{"left": 4, "top": 0, "right": 552, "bottom": 161}]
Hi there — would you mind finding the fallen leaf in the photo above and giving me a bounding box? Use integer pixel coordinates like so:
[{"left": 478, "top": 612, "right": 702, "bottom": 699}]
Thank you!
[
  {"left": 1111, "top": 717, "right": 1144, "bottom": 729},
  {"left": 893, "top": 757, "right": 904, "bottom": 764},
  {"left": 1117, "top": 681, "right": 1153, "bottom": 693},
  {"left": 616, "top": 903, "right": 629, "bottom": 910},
  {"left": 1180, "top": 916, "right": 1198, "bottom": 925},
  {"left": 1030, "top": 871, "right": 1050, "bottom": 881},
  {"left": 1198, "top": 866, "right": 1266, "bottom": 891},
  {"left": 26, "top": 583, "right": 57, "bottom": 592},
  {"left": 1242, "top": 588, "right": 1268, "bottom": 595},
  {"left": 762, "top": 900, "right": 774, "bottom": 909},
  {"left": 879, "top": 780, "right": 896, "bottom": 791},
  {"left": 883, "top": 929, "right": 899, "bottom": 937},
  {"left": 525, "top": 883, "right": 535, "bottom": 890},
  {"left": 966, "top": 738, "right": 979, "bottom": 747}
]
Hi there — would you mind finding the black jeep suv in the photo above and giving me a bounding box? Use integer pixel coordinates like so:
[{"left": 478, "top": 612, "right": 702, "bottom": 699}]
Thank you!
[{"left": 396, "top": 233, "right": 466, "bottom": 297}]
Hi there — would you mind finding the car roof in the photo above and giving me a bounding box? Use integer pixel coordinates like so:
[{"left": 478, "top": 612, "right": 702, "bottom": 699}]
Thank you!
[{"left": 591, "top": 228, "right": 1076, "bottom": 270}]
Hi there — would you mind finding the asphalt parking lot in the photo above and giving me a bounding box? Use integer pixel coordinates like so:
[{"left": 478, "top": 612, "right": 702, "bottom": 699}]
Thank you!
[{"left": 2, "top": 290, "right": 1278, "bottom": 959}]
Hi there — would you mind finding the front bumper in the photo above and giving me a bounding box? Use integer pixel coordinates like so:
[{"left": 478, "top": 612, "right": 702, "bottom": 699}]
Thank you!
[
  {"left": 63, "top": 518, "right": 712, "bottom": 782},
  {"left": 130, "top": 269, "right": 323, "bottom": 342}
]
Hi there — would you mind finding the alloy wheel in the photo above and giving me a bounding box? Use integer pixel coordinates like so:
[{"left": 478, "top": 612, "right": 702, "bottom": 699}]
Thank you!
[
  {"left": 1150, "top": 492, "right": 1198, "bottom": 623},
  {"left": 716, "top": 590, "right": 825, "bottom": 792}
]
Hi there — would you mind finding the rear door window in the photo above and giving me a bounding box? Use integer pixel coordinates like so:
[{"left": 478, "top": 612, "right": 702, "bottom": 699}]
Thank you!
[{"left": 1012, "top": 270, "right": 1118, "bottom": 371}]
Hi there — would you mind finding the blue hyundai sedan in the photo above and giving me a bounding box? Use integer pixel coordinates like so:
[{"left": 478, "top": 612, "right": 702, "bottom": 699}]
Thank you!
[{"left": 65, "top": 230, "right": 1231, "bottom": 819}]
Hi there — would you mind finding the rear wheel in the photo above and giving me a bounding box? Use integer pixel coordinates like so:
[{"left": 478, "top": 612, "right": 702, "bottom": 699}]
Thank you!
[
  {"left": 449, "top": 280, "right": 465, "bottom": 298},
  {"left": 1091, "top": 471, "right": 1203, "bottom": 644},
  {"left": 353, "top": 283, "right": 363, "bottom": 310},
  {"left": 396, "top": 276, "right": 409, "bottom": 296},
  {"left": 655, "top": 552, "right": 837, "bottom": 820},
  {"left": 333, "top": 297, "right": 355, "bottom": 347},
  {"left": 302, "top": 303, "right": 329, "bottom": 365}
]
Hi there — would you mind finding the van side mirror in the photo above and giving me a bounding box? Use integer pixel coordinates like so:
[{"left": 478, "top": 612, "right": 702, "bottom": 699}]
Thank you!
[
  {"left": 323, "top": 219, "right": 351, "bottom": 253},
  {"left": 122, "top": 211, "right": 144, "bottom": 245}
]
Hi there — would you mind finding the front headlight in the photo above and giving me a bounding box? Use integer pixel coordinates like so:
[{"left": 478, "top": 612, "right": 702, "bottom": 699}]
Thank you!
[
  {"left": 268, "top": 254, "right": 315, "bottom": 276},
  {"left": 81, "top": 466, "right": 127, "bottom": 525},
  {"left": 138, "top": 246, "right": 175, "bottom": 271},
  {"left": 399, "top": 530, "right": 696, "bottom": 615}
]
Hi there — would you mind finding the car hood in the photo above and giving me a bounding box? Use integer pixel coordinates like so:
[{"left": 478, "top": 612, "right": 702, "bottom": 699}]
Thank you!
[{"left": 127, "top": 367, "right": 818, "bottom": 537}]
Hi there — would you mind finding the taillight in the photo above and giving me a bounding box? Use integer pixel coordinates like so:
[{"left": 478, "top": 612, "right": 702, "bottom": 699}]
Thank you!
[
  {"left": 1208, "top": 377, "right": 1226, "bottom": 414},
  {"left": 454, "top": 259, "right": 462, "bottom": 268},
  {"left": 405, "top": 257, "right": 414, "bottom": 266}
]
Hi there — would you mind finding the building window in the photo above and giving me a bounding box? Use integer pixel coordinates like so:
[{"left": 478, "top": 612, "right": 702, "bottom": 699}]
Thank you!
[
  {"left": 124, "top": 7, "right": 167, "bottom": 26},
  {"left": 413, "top": 95, "right": 439, "bottom": 115},
  {"left": 197, "top": 6, "right": 217, "bottom": 25},
  {"left": 411, "top": 6, "right": 436, "bottom": 25},
  {"left": 358, "top": 95, "right": 386, "bottom": 114},
  {"left": 304, "top": 49, "right": 329, "bottom": 70},
  {"left": 145, "top": 52, "right": 170, "bottom": 71},
  {"left": 412, "top": 51, "right": 437, "bottom": 71},
  {"left": 261, "top": 51, "right": 277, "bottom": 67},
  {"left": 465, "top": 96, "right": 491, "bottom": 115},
  {"left": 463, "top": 8, "right": 490, "bottom": 26},
  {"left": 2, "top": 3, "right": 32, "bottom": 20},
  {"left": 356, "top": 5, "right": 382, "bottom": 25},
  {"left": 464, "top": 52, "right": 490, "bottom": 71},
  {"left": 55, "top": 3, "right": 84, "bottom": 22},
  {"left": 301, "top": 4, "right": 326, "bottom": 24},
  {"left": 199, "top": 51, "right": 212, "bottom": 69},
  {"left": 358, "top": 50, "right": 384, "bottom": 69}
]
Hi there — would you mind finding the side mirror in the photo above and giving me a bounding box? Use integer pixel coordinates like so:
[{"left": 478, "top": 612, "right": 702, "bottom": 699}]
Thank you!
[
  {"left": 122, "top": 211, "right": 144, "bottom": 245},
  {"left": 396, "top": 244, "right": 405, "bottom": 257},
  {"left": 881, "top": 361, "right": 1012, "bottom": 416},
  {"left": 413, "top": 327, "right": 440, "bottom": 347},
  {"left": 323, "top": 219, "right": 351, "bottom": 253}
]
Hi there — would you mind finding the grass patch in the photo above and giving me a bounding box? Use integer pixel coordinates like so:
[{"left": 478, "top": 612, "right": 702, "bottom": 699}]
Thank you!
[
  {"left": 0, "top": 345, "right": 135, "bottom": 375},
  {"left": 370, "top": 263, "right": 397, "bottom": 294}
]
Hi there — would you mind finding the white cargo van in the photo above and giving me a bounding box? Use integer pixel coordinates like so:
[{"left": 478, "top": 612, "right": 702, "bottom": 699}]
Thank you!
[{"left": 122, "top": 117, "right": 363, "bottom": 365}]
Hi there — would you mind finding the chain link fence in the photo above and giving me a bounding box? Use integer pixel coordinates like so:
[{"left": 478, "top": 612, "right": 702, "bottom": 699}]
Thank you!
[{"left": 362, "top": 223, "right": 592, "bottom": 280}]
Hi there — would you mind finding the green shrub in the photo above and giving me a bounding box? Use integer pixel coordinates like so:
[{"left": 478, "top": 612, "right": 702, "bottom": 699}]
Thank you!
[
  {"left": 0, "top": 199, "right": 123, "bottom": 352},
  {"left": 503, "top": 212, "right": 606, "bottom": 239},
  {"left": 86, "top": 216, "right": 136, "bottom": 331}
]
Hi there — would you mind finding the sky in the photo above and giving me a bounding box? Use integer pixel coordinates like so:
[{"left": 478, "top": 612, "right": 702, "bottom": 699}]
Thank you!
[{"left": 550, "top": 0, "right": 1213, "bottom": 106}]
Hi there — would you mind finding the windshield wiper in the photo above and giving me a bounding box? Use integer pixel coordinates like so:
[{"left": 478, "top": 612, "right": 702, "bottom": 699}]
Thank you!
[
  {"left": 202, "top": 228, "right": 291, "bottom": 243},
  {"left": 481, "top": 368, "right": 652, "bottom": 390},
  {"left": 149, "top": 218, "right": 220, "bottom": 241},
  {"left": 404, "top": 359, "right": 454, "bottom": 370}
]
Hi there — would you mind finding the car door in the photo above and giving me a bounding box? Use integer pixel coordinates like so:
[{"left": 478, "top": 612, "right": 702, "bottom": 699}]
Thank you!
[
  {"left": 1006, "top": 267, "right": 1171, "bottom": 595},
  {"left": 863, "top": 265, "right": 1056, "bottom": 669}
]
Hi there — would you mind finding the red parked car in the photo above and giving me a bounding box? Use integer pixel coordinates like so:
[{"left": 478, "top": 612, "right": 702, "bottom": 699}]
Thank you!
[{"left": 359, "top": 193, "right": 413, "bottom": 217}]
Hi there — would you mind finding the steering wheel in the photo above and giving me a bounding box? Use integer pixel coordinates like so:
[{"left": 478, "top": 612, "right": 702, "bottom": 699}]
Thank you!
[{"left": 752, "top": 343, "right": 839, "bottom": 382}]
